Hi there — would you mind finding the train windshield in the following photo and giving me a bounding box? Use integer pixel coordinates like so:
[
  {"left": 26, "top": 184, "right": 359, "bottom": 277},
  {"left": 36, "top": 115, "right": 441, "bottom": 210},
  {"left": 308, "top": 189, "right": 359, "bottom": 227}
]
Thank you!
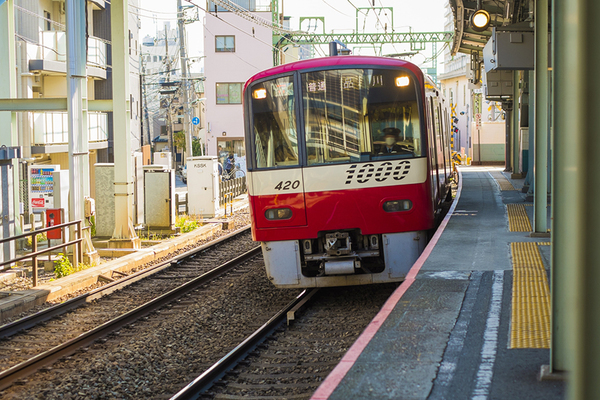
[
  {"left": 250, "top": 75, "right": 299, "bottom": 168},
  {"left": 302, "top": 68, "right": 421, "bottom": 166},
  {"left": 248, "top": 67, "right": 422, "bottom": 169}
]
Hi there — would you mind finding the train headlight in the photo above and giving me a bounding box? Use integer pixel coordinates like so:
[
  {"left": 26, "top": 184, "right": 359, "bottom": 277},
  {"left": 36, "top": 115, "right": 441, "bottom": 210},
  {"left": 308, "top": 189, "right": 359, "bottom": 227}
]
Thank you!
[
  {"left": 265, "top": 208, "right": 292, "bottom": 220},
  {"left": 253, "top": 88, "right": 267, "bottom": 99},
  {"left": 383, "top": 200, "right": 413, "bottom": 212},
  {"left": 395, "top": 76, "right": 410, "bottom": 87}
]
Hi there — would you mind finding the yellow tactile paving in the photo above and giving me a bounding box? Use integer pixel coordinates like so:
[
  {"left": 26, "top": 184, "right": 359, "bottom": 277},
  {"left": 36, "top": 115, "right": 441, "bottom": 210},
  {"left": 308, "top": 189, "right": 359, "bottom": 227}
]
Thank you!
[
  {"left": 490, "top": 171, "right": 516, "bottom": 191},
  {"left": 507, "top": 204, "right": 532, "bottom": 232},
  {"left": 521, "top": 205, "right": 551, "bottom": 232},
  {"left": 510, "top": 242, "right": 551, "bottom": 349}
]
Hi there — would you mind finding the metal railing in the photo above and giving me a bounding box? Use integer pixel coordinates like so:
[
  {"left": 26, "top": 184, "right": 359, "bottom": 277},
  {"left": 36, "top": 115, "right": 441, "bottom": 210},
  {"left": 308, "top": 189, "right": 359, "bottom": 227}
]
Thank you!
[
  {"left": 219, "top": 176, "right": 246, "bottom": 206},
  {"left": 32, "top": 111, "right": 108, "bottom": 145},
  {"left": 27, "top": 31, "right": 107, "bottom": 69},
  {"left": 0, "top": 221, "right": 84, "bottom": 287}
]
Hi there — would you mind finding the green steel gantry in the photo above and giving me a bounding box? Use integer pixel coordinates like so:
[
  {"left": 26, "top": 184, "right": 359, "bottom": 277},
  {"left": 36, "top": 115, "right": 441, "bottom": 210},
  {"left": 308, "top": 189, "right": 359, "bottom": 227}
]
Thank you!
[
  {"left": 269, "top": 1, "right": 453, "bottom": 79},
  {"left": 279, "top": 31, "right": 453, "bottom": 46}
]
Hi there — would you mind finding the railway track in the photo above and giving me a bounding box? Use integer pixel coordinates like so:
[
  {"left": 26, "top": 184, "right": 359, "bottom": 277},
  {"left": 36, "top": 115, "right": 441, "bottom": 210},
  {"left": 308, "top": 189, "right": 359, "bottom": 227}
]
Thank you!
[
  {"left": 173, "top": 283, "right": 397, "bottom": 400},
  {"left": 0, "top": 227, "right": 260, "bottom": 392}
]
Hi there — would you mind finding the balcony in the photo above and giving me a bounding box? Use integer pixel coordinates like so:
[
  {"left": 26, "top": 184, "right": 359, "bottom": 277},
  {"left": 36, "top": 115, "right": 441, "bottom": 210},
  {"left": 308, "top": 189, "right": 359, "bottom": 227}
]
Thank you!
[
  {"left": 27, "top": 31, "right": 107, "bottom": 79},
  {"left": 31, "top": 111, "right": 109, "bottom": 154}
]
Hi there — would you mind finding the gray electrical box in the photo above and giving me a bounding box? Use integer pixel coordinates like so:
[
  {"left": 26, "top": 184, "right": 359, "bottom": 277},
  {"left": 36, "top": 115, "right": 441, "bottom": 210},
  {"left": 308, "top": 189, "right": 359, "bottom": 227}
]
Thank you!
[
  {"left": 484, "top": 70, "right": 514, "bottom": 101},
  {"left": 187, "top": 156, "right": 220, "bottom": 218},
  {"left": 144, "top": 166, "right": 176, "bottom": 230},
  {"left": 483, "top": 27, "right": 534, "bottom": 73}
]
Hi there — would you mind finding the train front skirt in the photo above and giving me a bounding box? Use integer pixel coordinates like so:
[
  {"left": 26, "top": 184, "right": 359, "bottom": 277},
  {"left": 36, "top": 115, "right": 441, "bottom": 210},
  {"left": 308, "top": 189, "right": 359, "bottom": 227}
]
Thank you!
[{"left": 261, "top": 230, "right": 427, "bottom": 288}]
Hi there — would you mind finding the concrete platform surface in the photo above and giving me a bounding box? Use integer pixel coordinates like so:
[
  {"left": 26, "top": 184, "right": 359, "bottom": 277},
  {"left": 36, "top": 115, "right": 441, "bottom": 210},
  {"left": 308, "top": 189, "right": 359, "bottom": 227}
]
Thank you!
[{"left": 313, "top": 167, "right": 565, "bottom": 400}]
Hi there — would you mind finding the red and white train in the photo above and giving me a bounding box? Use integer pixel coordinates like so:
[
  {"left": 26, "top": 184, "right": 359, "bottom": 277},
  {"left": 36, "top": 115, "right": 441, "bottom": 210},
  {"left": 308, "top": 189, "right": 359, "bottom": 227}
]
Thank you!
[{"left": 243, "top": 56, "right": 452, "bottom": 288}]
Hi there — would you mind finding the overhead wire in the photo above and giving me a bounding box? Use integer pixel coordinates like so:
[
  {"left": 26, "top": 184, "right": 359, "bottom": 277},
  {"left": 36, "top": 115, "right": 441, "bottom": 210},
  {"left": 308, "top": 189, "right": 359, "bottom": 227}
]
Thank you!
[
  {"left": 367, "top": 0, "right": 399, "bottom": 54},
  {"left": 15, "top": 4, "right": 65, "bottom": 30},
  {"left": 321, "top": 0, "right": 353, "bottom": 17},
  {"left": 184, "top": 0, "right": 305, "bottom": 63},
  {"left": 15, "top": 33, "right": 64, "bottom": 56},
  {"left": 203, "top": 0, "right": 298, "bottom": 35}
]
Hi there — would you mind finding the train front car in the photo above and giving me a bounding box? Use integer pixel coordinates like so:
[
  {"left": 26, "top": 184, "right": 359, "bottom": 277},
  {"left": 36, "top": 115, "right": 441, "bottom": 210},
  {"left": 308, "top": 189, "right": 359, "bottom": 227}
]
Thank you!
[{"left": 244, "top": 56, "right": 439, "bottom": 288}]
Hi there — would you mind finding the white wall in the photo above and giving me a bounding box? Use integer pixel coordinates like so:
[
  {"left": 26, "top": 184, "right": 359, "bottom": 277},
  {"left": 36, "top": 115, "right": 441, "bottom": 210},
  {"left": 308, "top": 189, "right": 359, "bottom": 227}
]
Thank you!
[{"left": 203, "top": 10, "right": 273, "bottom": 156}]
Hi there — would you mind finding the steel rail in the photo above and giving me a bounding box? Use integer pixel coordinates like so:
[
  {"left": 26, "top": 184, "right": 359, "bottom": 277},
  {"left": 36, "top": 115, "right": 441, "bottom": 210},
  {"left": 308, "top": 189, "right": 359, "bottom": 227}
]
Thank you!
[
  {"left": 0, "top": 226, "right": 251, "bottom": 339},
  {"left": 170, "top": 288, "right": 319, "bottom": 400},
  {"left": 0, "top": 236, "right": 258, "bottom": 391}
]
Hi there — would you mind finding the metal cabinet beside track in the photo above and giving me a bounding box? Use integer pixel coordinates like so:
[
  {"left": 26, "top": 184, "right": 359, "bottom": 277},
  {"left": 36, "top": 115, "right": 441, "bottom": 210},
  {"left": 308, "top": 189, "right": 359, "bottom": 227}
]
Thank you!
[
  {"left": 187, "top": 156, "right": 220, "bottom": 218},
  {"left": 144, "top": 166, "right": 175, "bottom": 230}
]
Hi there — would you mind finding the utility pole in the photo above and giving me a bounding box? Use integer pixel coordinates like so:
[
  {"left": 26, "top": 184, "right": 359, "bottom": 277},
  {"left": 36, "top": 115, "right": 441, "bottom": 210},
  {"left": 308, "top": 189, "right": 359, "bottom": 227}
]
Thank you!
[
  {"left": 164, "top": 26, "right": 175, "bottom": 169},
  {"left": 140, "top": 55, "right": 152, "bottom": 147},
  {"left": 177, "top": 0, "right": 192, "bottom": 164}
]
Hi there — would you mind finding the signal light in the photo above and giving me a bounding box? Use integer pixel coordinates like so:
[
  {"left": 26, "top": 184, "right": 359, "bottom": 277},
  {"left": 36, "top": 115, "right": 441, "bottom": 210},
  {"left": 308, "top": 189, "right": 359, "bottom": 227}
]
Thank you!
[
  {"left": 470, "top": 9, "right": 491, "bottom": 32},
  {"left": 265, "top": 208, "right": 292, "bottom": 220},
  {"left": 383, "top": 200, "right": 413, "bottom": 213}
]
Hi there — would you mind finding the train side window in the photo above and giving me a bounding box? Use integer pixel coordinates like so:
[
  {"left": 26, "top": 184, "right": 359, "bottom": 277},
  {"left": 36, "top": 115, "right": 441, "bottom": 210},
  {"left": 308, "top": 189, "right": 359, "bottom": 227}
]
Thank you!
[{"left": 250, "top": 75, "right": 299, "bottom": 169}]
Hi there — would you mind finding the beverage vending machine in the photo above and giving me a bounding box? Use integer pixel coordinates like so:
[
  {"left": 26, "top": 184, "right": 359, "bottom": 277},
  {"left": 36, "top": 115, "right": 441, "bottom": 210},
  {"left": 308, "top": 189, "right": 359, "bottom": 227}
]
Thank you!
[{"left": 28, "top": 165, "right": 60, "bottom": 210}]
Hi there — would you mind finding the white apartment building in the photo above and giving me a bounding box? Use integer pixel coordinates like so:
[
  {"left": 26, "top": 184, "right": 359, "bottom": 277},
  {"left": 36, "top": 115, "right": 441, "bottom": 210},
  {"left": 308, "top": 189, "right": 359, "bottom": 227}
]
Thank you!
[
  {"left": 203, "top": 0, "right": 273, "bottom": 166},
  {"left": 13, "top": 0, "right": 140, "bottom": 207}
]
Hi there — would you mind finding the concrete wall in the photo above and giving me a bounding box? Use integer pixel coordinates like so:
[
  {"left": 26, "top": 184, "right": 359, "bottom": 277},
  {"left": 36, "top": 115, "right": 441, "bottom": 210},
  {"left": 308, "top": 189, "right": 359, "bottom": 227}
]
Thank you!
[
  {"left": 440, "top": 73, "right": 471, "bottom": 154},
  {"left": 94, "top": 163, "right": 115, "bottom": 237},
  {"left": 203, "top": 9, "right": 273, "bottom": 157},
  {"left": 44, "top": 76, "right": 68, "bottom": 97},
  {"left": 472, "top": 121, "right": 506, "bottom": 162}
]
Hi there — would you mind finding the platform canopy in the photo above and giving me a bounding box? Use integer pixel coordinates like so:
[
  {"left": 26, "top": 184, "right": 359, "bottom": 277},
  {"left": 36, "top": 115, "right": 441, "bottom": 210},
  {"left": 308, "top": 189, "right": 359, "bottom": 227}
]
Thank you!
[{"left": 449, "top": 0, "right": 531, "bottom": 56}]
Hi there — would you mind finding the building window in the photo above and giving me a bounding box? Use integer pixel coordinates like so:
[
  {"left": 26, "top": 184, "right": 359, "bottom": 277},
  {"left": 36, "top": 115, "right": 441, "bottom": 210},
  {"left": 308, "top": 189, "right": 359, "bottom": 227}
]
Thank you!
[
  {"left": 215, "top": 35, "right": 235, "bottom": 52},
  {"left": 44, "top": 11, "right": 51, "bottom": 31},
  {"left": 216, "top": 83, "right": 242, "bottom": 104}
]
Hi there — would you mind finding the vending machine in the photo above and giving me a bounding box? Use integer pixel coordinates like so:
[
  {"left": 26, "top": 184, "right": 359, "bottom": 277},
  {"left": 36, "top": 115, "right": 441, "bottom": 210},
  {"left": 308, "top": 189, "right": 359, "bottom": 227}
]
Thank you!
[{"left": 29, "top": 164, "right": 60, "bottom": 210}]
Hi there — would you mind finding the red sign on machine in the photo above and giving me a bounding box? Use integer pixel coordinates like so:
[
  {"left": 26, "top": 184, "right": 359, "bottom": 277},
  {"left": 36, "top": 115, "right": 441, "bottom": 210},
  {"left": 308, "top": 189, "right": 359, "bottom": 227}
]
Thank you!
[
  {"left": 46, "top": 209, "right": 62, "bottom": 240},
  {"left": 31, "top": 198, "right": 45, "bottom": 208}
]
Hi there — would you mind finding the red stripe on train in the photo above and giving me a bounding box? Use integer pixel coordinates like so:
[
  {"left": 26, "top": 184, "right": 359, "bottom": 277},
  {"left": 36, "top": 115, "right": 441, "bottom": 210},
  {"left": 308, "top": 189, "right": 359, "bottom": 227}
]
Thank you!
[{"left": 250, "top": 183, "right": 434, "bottom": 242}]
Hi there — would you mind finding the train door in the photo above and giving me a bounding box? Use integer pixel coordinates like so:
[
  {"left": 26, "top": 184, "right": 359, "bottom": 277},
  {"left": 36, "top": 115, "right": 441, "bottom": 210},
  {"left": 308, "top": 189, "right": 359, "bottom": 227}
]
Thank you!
[
  {"left": 443, "top": 107, "right": 452, "bottom": 176},
  {"left": 436, "top": 103, "right": 448, "bottom": 185},
  {"left": 426, "top": 97, "right": 440, "bottom": 204}
]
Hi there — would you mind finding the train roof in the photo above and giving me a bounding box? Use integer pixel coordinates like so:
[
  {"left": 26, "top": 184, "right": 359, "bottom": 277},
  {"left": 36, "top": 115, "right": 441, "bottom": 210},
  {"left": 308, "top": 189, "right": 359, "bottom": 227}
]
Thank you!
[{"left": 245, "top": 55, "right": 425, "bottom": 90}]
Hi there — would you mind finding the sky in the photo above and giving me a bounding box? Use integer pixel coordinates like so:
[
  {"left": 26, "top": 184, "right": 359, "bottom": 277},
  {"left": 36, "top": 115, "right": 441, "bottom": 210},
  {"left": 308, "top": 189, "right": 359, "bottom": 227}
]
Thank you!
[{"left": 136, "top": 0, "right": 449, "bottom": 72}]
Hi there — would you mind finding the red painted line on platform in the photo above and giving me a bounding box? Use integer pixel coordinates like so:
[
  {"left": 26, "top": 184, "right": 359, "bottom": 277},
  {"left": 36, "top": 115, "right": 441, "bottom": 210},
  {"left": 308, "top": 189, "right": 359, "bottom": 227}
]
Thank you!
[{"left": 311, "top": 171, "right": 464, "bottom": 400}]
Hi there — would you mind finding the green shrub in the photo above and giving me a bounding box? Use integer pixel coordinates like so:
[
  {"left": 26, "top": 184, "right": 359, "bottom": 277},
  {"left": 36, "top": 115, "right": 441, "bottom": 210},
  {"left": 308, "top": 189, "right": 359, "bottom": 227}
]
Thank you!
[
  {"left": 26, "top": 232, "right": 47, "bottom": 247},
  {"left": 90, "top": 215, "right": 96, "bottom": 237},
  {"left": 54, "top": 253, "right": 73, "bottom": 278},
  {"left": 53, "top": 253, "right": 95, "bottom": 278},
  {"left": 175, "top": 215, "right": 199, "bottom": 233}
]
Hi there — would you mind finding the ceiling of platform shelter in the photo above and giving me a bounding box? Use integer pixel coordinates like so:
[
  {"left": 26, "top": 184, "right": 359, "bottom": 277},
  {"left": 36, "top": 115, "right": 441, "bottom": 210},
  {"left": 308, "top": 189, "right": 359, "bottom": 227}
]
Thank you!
[{"left": 449, "top": 0, "right": 533, "bottom": 56}]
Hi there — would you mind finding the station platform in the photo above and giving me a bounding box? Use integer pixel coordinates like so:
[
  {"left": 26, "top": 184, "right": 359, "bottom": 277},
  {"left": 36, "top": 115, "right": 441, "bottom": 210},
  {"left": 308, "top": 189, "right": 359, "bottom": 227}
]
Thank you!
[
  {"left": 0, "top": 196, "right": 249, "bottom": 323},
  {"left": 312, "top": 166, "right": 565, "bottom": 400}
]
